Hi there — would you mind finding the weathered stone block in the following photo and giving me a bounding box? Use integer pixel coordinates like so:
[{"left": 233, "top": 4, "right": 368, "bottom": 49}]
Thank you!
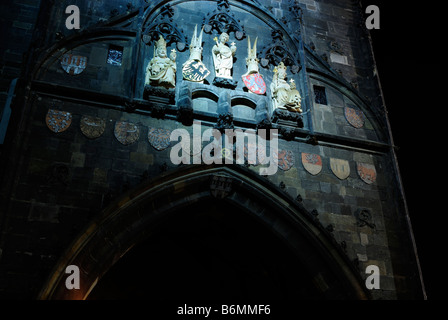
[{"left": 70, "top": 152, "right": 86, "bottom": 168}]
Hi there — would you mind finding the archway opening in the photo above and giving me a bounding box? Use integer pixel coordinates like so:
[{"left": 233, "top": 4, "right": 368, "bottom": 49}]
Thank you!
[
  {"left": 38, "top": 165, "right": 368, "bottom": 300},
  {"left": 87, "top": 197, "right": 322, "bottom": 300}
]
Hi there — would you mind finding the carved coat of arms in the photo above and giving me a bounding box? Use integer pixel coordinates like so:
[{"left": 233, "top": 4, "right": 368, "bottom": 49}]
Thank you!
[
  {"left": 301, "top": 153, "right": 322, "bottom": 175},
  {"left": 182, "top": 60, "right": 210, "bottom": 82},
  {"left": 240, "top": 142, "right": 266, "bottom": 165},
  {"left": 210, "top": 175, "right": 233, "bottom": 199},
  {"left": 46, "top": 109, "right": 72, "bottom": 133},
  {"left": 344, "top": 107, "right": 365, "bottom": 128},
  {"left": 147, "top": 127, "right": 172, "bottom": 151},
  {"left": 242, "top": 73, "right": 266, "bottom": 95},
  {"left": 80, "top": 115, "right": 106, "bottom": 139},
  {"left": 330, "top": 158, "right": 350, "bottom": 180},
  {"left": 60, "top": 54, "right": 87, "bottom": 75},
  {"left": 357, "top": 162, "right": 377, "bottom": 184},
  {"left": 274, "top": 149, "right": 294, "bottom": 171},
  {"left": 114, "top": 121, "right": 139, "bottom": 145}
]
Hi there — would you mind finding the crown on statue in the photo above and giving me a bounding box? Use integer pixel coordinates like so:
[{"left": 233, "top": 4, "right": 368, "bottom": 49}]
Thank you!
[
  {"left": 155, "top": 35, "right": 167, "bottom": 49},
  {"left": 276, "top": 61, "right": 286, "bottom": 72}
]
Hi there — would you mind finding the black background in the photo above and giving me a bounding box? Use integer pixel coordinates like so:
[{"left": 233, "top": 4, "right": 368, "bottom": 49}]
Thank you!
[{"left": 365, "top": 1, "right": 446, "bottom": 300}]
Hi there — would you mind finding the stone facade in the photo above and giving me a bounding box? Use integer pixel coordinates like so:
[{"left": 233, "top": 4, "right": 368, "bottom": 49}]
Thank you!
[{"left": 0, "top": 0, "right": 424, "bottom": 299}]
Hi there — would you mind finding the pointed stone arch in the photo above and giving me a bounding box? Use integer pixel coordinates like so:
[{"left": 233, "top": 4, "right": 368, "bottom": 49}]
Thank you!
[{"left": 37, "top": 164, "right": 370, "bottom": 300}]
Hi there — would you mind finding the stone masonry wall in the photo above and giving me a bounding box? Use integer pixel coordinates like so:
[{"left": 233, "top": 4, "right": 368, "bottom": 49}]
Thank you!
[{"left": 0, "top": 0, "right": 423, "bottom": 299}]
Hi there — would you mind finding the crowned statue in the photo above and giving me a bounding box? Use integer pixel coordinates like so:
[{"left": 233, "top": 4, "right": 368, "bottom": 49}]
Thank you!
[
  {"left": 212, "top": 32, "right": 237, "bottom": 80},
  {"left": 270, "top": 62, "right": 302, "bottom": 112},
  {"left": 146, "top": 35, "right": 177, "bottom": 88}
]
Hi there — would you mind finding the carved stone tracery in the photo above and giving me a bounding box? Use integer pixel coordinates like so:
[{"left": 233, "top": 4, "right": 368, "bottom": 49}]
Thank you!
[
  {"left": 259, "top": 30, "right": 300, "bottom": 73},
  {"left": 142, "top": 5, "right": 188, "bottom": 52},
  {"left": 203, "top": 0, "right": 245, "bottom": 40}
]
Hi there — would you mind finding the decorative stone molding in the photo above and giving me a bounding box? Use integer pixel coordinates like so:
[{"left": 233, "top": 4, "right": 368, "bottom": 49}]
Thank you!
[
  {"left": 203, "top": 0, "right": 245, "bottom": 39},
  {"left": 142, "top": 5, "right": 188, "bottom": 52}
]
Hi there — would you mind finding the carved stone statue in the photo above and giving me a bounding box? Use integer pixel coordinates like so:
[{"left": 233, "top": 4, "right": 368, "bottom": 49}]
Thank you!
[
  {"left": 188, "top": 24, "right": 204, "bottom": 62},
  {"left": 270, "top": 62, "right": 302, "bottom": 113},
  {"left": 242, "top": 36, "right": 259, "bottom": 77},
  {"left": 212, "top": 32, "right": 236, "bottom": 79},
  {"left": 146, "top": 35, "right": 177, "bottom": 88},
  {"left": 182, "top": 25, "right": 210, "bottom": 82},
  {"left": 241, "top": 36, "right": 266, "bottom": 95}
]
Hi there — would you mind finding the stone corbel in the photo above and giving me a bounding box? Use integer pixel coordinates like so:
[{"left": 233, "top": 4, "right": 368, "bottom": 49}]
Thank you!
[
  {"left": 271, "top": 109, "right": 304, "bottom": 128},
  {"left": 177, "top": 83, "right": 194, "bottom": 126},
  {"left": 255, "top": 98, "right": 272, "bottom": 131},
  {"left": 214, "top": 91, "right": 234, "bottom": 132}
]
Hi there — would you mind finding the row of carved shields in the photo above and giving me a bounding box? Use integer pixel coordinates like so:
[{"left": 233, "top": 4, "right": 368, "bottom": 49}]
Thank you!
[
  {"left": 303, "top": 154, "right": 376, "bottom": 184},
  {"left": 46, "top": 109, "right": 376, "bottom": 184},
  {"left": 240, "top": 147, "right": 375, "bottom": 184},
  {"left": 278, "top": 152, "right": 376, "bottom": 184},
  {"left": 46, "top": 110, "right": 173, "bottom": 150}
]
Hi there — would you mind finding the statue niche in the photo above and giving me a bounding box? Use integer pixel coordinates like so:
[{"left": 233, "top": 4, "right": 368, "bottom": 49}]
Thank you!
[
  {"left": 270, "top": 62, "right": 302, "bottom": 113},
  {"left": 145, "top": 35, "right": 177, "bottom": 88}
]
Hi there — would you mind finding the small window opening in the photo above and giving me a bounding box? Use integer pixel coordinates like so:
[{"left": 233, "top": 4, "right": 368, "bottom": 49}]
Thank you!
[
  {"left": 107, "top": 45, "right": 123, "bottom": 66},
  {"left": 313, "top": 85, "right": 327, "bottom": 105}
]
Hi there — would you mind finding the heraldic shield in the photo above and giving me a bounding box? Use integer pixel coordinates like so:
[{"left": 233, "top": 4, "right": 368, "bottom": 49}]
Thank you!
[
  {"left": 241, "top": 142, "right": 266, "bottom": 165},
  {"left": 114, "top": 121, "right": 140, "bottom": 145},
  {"left": 60, "top": 54, "right": 87, "bottom": 75},
  {"left": 274, "top": 149, "right": 294, "bottom": 171},
  {"left": 147, "top": 127, "right": 171, "bottom": 151},
  {"left": 357, "top": 162, "right": 377, "bottom": 184},
  {"left": 46, "top": 109, "right": 72, "bottom": 133},
  {"left": 80, "top": 115, "right": 106, "bottom": 139},
  {"left": 330, "top": 158, "right": 350, "bottom": 180},
  {"left": 242, "top": 73, "right": 266, "bottom": 95},
  {"left": 344, "top": 106, "right": 365, "bottom": 129},
  {"left": 302, "top": 153, "right": 322, "bottom": 175},
  {"left": 182, "top": 60, "right": 210, "bottom": 82}
]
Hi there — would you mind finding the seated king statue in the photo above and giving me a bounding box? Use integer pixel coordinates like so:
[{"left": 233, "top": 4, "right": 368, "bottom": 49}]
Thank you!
[
  {"left": 146, "top": 35, "right": 177, "bottom": 88},
  {"left": 270, "top": 62, "right": 302, "bottom": 113}
]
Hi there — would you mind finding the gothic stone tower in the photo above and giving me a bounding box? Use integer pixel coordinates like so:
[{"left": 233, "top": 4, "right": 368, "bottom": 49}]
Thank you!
[{"left": 0, "top": 0, "right": 425, "bottom": 300}]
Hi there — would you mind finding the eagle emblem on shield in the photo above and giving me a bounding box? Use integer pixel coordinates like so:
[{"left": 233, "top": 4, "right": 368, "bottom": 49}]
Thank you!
[
  {"left": 274, "top": 149, "right": 294, "bottom": 171},
  {"left": 147, "top": 127, "right": 171, "bottom": 151},
  {"left": 80, "top": 115, "right": 106, "bottom": 139},
  {"left": 60, "top": 54, "right": 87, "bottom": 75},
  {"left": 344, "top": 106, "right": 365, "bottom": 128},
  {"left": 242, "top": 73, "right": 266, "bottom": 95},
  {"left": 330, "top": 158, "right": 350, "bottom": 180},
  {"left": 46, "top": 109, "right": 72, "bottom": 133},
  {"left": 114, "top": 121, "right": 139, "bottom": 145},
  {"left": 182, "top": 60, "right": 210, "bottom": 82},
  {"left": 357, "top": 162, "right": 377, "bottom": 184},
  {"left": 301, "top": 153, "right": 322, "bottom": 175}
]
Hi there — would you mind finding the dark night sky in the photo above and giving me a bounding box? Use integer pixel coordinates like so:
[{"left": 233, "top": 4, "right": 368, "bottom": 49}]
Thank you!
[{"left": 366, "top": 1, "right": 446, "bottom": 300}]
